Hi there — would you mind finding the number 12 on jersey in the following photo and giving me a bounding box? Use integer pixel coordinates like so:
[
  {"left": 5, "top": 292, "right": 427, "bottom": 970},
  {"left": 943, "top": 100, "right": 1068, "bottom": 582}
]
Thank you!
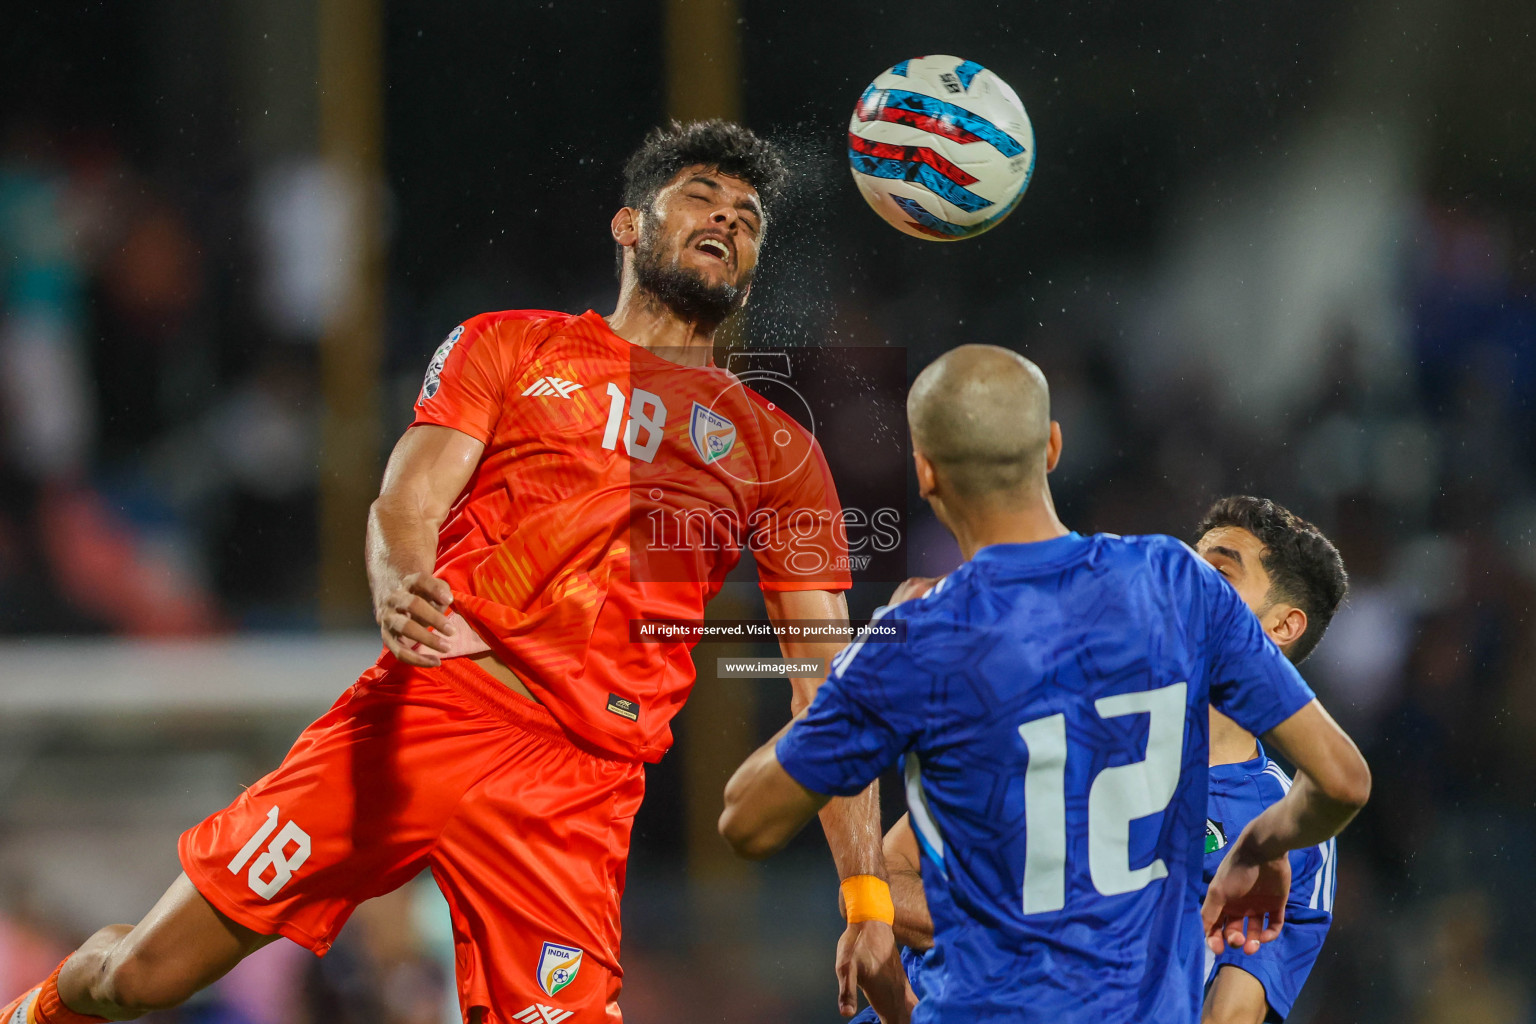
[{"left": 1018, "top": 682, "right": 1187, "bottom": 914}]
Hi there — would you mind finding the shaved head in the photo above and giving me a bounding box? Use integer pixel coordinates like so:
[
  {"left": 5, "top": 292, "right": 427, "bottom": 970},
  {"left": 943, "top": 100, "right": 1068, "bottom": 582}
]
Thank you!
[{"left": 908, "top": 345, "right": 1053, "bottom": 500}]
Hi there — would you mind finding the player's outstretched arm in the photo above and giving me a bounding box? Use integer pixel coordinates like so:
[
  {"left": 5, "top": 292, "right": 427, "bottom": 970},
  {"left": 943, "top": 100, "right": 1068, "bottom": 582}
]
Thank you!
[
  {"left": 367, "top": 424, "right": 485, "bottom": 667},
  {"left": 762, "top": 588, "right": 914, "bottom": 1021},
  {"left": 761, "top": 583, "right": 935, "bottom": 884},
  {"left": 763, "top": 590, "right": 888, "bottom": 879},
  {"left": 761, "top": 588, "right": 855, "bottom": 718},
  {"left": 1203, "top": 700, "right": 1369, "bottom": 954},
  {"left": 883, "top": 814, "right": 934, "bottom": 952},
  {"left": 719, "top": 716, "right": 829, "bottom": 859},
  {"left": 1261, "top": 699, "right": 1373, "bottom": 827},
  {"left": 1243, "top": 699, "right": 1370, "bottom": 859},
  {"left": 720, "top": 721, "right": 913, "bottom": 1023}
]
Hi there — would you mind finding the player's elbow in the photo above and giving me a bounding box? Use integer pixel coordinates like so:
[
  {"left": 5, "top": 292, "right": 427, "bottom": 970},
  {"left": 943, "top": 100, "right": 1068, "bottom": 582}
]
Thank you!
[
  {"left": 717, "top": 802, "right": 782, "bottom": 860},
  {"left": 718, "top": 766, "right": 773, "bottom": 858},
  {"left": 1331, "top": 754, "right": 1372, "bottom": 810},
  {"left": 1319, "top": 747, "right": 1372, "bottom": 811}
]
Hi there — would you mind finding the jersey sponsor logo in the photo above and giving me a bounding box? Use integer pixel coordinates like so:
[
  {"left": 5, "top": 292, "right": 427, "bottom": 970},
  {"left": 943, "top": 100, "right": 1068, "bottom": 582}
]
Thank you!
[
  {"left": 522, "top": 376, "right": 585, "bottom": 399},
  {"left": 689, "top": 402, "right": 737, "bottom": 464},
  {"left": 1204, "top": 818, "right": 1227, "bottom": 855},
  {"left": 537, "top": 942, "right": 583, "bottom": 998},
  {"left": 606, "top": 693, "right": 640, "bottom": 722},
  {"left": 512, "top": 1005, "right": 574, "bottom": 1024},
  {"left": 421, "top": 325, "right": 463, "bottom": 401}
]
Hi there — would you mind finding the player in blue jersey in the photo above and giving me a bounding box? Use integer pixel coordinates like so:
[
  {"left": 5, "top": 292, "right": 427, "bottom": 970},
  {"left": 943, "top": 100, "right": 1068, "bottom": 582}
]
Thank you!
[
  {"left": 1194, "top": 496, "right": 1348, "bottom": 1023},
  {"left": 717, "top": 345, "right": 1371, "bottom": 1024},
  {"left": 857, "top": 495, "right": 1350, "bottom": 1024}
]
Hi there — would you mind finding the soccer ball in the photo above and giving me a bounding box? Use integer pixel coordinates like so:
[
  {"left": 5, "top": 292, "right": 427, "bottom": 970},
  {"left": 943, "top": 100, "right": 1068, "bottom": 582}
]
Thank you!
[{"left": 848, "top": 55, "right": 1035, "bottom": 241}]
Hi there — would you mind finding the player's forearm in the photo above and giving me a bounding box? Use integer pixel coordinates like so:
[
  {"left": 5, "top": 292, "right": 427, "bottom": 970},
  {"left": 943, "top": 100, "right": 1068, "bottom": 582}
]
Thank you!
[
  {"left": 818, "top": 785, "right": 887, "bottom": 880},
  {"left": 774, "top": 629, "right": 885, "bottom": 877},
  {"left": 365, "top": 496, "right": 443, "bottom": 603},
  {"left": 890, "top": 867, "right": 933, "bottom": 950},
  {"left": 882, "top": 815, "right": 933, "bottom": 949},
  {"left": 780, "top": 636, "right": 849, "bottom": 714},
  {"left": 719, "top": 717, "right": 830, "bottom": 859},
  {"left": 786, "top": 655, "right": 887, "bottom": 881},
  {"left": 1237, "top": 771, "right": 1362, "bottom": 863},
  {"left": 367, "top": 424, "right": 483, "bottom": 610}
]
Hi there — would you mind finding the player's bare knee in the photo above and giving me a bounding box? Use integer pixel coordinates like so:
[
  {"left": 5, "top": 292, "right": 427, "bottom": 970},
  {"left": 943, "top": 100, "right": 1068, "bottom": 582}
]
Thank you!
[
  {"left": 63, "top": 943, "right": 120, "bottom": 1005},
  {"left": 100, "top": 945, "right": 198, "bottom": 1014}
]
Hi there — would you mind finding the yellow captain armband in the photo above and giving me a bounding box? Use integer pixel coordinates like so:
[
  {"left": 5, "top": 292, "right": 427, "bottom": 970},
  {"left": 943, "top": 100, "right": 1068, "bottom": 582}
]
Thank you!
[{"left": 840, "top": 874, "right": 896, "bottom": 925}]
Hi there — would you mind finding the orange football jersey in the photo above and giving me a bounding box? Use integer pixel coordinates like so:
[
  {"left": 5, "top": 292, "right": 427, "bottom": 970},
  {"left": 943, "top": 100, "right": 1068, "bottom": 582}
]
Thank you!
[{"left": 408, "top": 309, "right": 850, "bottom": 762}]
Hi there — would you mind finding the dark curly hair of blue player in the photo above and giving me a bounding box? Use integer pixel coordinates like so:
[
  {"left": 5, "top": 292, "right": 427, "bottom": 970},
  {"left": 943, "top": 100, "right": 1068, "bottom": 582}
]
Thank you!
[{"left": 1196, "top": 495, "right": 1348, "bottom": 664}]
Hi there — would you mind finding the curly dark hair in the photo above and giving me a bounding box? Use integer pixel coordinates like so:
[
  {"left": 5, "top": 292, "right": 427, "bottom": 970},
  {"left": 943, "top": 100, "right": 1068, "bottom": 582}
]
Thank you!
[
  {"left": 620, "top": 119, "right": 788, "bottom": 219},
  {"left": 1196, "top": 495, "right": 1349, "bottom": 664}
]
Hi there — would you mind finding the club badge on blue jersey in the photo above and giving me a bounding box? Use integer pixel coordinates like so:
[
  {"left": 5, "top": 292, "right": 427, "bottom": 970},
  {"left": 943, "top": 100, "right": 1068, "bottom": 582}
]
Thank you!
[
  {"left": 690, "top": 402, "right": 737, "bottom": 464},
  {"left": 537, "top": 942, "right": 583, "bottom": 997},
  {"left": 1205, "top": 819, "right": 1227, "bottom": 855}
]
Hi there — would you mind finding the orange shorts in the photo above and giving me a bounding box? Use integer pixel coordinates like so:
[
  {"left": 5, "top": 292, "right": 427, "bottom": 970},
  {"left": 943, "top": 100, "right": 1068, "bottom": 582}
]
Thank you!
[{"left": 179, "top": 655, "right": 645, "bottom": 1024}]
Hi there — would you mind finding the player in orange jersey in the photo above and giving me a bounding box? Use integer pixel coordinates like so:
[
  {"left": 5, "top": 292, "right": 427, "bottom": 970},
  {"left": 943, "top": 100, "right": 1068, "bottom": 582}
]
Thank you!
[{"left": 2, "top": 121, "right": 909, "bottom": 1024}]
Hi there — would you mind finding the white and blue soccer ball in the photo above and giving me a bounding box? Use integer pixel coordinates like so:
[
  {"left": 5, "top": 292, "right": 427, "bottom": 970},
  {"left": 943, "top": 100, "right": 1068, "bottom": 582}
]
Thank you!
[{"left": 848, "top": 55, "right": 1035, "bottom": 241}]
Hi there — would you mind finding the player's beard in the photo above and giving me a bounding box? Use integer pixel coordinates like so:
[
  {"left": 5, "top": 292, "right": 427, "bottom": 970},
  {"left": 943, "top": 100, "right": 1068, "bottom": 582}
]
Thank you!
[{"left": 633, "top": 226, "right": 751, "bottom": 329}]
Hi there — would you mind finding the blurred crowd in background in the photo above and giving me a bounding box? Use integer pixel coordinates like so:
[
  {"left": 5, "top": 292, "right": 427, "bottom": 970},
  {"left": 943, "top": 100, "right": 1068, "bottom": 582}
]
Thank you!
[
  {"left": 4, "top": 1, "right": 1536, "bottom": 1022},
  {"left": 0, "top": 120, "right": 308, "bottom": 634}
]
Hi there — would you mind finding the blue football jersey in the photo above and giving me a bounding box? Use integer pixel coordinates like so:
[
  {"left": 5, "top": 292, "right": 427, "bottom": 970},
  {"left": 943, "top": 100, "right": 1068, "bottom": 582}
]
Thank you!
[
  {"left": 1203, "top": 747, "right": 1335, "bottom": 1021},
  {"left": 776, "top": 533, "right": 1316, "bottom": 1024},
  {"left": 851, "top": 747, "right": 1336, "bottom": 1024}
]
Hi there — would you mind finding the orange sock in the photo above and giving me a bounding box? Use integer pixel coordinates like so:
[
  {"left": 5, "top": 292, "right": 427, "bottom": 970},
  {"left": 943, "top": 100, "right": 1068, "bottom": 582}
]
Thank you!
[{"left": 13, "top": 961, "right": 109, "bottom": 1024}]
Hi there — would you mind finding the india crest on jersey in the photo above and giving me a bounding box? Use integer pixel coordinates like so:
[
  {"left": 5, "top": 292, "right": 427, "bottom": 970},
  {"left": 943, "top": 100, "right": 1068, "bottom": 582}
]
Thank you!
[
  {"left": 690, "top": 402, "right": 737, "bottom": 464},
  {"left": 537, "top": 942, "right": 583, "bottom": 997},
  {"left": 1204, "top": 818, "right": 1227, "bottom": 855}
]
